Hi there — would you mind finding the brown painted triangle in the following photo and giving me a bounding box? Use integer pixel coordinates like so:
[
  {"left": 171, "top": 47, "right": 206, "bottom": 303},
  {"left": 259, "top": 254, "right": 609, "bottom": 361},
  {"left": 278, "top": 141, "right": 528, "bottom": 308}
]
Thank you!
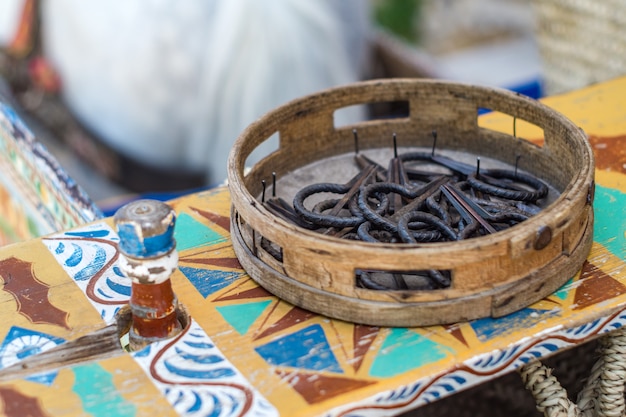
[
  {"left": 215, "top": 286, "right": 272, "bottom": 302},
  {"left": 180, "top": 246, "right": 242, "bottom": 269},
  {"left": 179, "top": 256, "right": 242, "bottom": 269},
  {"left": 442, "top": 324, "right": 469, "bottom": 347},
  {"left": 541, "top": 298, "right": 564, "bottom": 307},
  {"left": 190, "top": 206, "right": 231, "bottom": 232},
  {"left": 574, "top": 261, "right": 626, "bottom": 310},
  {"left": 352, "top": 325, "right": 380, "bottom": 372},
  {"left": 0, "top": 386, "right": 50, "bottom": 417},
  {"left": 254, "top": 306, "right": 315, "bottom": 340},
  {"left": 276, "top": 369, "right": 376, "bottom": 404}
]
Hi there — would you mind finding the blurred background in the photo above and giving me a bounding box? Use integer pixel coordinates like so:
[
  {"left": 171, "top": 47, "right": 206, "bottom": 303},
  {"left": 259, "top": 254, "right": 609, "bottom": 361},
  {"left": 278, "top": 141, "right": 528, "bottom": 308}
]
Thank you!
[
  {"left": 0, "top": 1, "right": 618, "bottom": 415},
  {"left": 0, "top": 0, "right": 624, "bottom": 213}
]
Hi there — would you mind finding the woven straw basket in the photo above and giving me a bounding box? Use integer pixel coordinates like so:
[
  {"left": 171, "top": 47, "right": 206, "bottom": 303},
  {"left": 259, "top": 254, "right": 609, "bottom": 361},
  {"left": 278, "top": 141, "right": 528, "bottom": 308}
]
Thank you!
[
  {"left": 227, "top": 79, "right": 594, "bottom": 327},
  {"left": 533, "top": 0, "right": 626, "bottom": 94}
]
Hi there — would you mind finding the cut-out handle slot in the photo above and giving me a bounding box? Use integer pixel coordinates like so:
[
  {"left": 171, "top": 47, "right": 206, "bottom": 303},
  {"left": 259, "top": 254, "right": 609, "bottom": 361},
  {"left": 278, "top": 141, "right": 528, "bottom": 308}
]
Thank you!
[
  {"left": 477, "top": 107, "right": 545, "bottom": 147},
  {"left": 334, "top": 100, "right": 410, "bottom": 129},
  {"left": 356, "top": 269, "right": 452, "bottom": 291}
]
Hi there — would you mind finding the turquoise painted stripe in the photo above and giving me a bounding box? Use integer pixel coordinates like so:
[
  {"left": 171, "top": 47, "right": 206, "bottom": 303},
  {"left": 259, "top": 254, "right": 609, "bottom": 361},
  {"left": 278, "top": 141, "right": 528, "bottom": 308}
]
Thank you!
[
  {"left": 216, "top": 300, "right": 272, "bottom": 335},
  {"left": 594, "top": 185, "right": 626, "bottom": 260},
  {"left": 174, "top": 212, "right": 225, "bottom": 251},
  {"left": 554, "top": 278, "right": 573, "bottom": 300},
  {"left": 369, "top": 328, "right": 453, "bottom": 378},
  {"left": 72, "top": 363, "right": 136, "bottom": 417}
]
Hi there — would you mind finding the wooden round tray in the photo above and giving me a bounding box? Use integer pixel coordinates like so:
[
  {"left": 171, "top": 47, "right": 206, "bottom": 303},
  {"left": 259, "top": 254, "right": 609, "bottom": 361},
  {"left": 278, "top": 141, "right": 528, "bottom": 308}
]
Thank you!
[{"left": 227, "top": 79, "right": 594, "bottom": 327}]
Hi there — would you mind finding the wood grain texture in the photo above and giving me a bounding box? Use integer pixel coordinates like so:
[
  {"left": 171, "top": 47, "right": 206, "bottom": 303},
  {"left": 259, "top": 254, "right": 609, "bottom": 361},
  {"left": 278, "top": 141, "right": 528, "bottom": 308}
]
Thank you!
[
  {"left": 0, "top": 324, "right": 123, "bottom": 382},
  {"left": 227, "top": 79, "right": 595, "bottom": 326}
]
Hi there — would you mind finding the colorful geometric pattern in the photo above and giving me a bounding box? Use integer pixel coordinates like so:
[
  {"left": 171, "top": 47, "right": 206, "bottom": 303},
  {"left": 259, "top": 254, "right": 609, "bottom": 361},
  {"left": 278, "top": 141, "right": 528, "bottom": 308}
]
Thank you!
[
  {"left": 0, "top": 102, "right": 101, "bottom": 245},
  {"left": 42, "top": 223, "right": 126, "bottom": 323},
  {"left": 368, "top": 328, "right": 454, "bottom": 378},
  {"left": 469, "top": 308, "right": 560, "bottom": 342},
  {"left": 131, "top": 319, "right": 277, "bottom": 417},
  {"left": 40, "top": 206, "right": 276, "bottom": 416},
  {"left": 0, "top": 76, "right": 624, "bottom": 416},
  {"left": 178, "top": 266, "right": 245, "bottom": 299},
  {"left": 0, "top": 326, "right": 65, "bottom": 385},
  {"left": 255, "top": 324, "right": 343, "bottom": 373},
  {"left": 72, "top": 363, "right": 137, "bottom": 417},
  {"left": 0, "top": 257, "right": 70, "bottom": 329},
  {"left": 215, "top": 300, "right": 272, "bottom": 335},
  {"left": 326, "top": 309, "right": 626, "bottom": 417}
]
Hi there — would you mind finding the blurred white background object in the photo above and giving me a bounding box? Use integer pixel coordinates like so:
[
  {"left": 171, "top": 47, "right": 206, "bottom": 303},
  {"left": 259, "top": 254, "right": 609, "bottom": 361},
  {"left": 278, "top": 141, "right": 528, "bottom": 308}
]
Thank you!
[{"left": 41, "top": 0, "right": 372, "bottom": 184}]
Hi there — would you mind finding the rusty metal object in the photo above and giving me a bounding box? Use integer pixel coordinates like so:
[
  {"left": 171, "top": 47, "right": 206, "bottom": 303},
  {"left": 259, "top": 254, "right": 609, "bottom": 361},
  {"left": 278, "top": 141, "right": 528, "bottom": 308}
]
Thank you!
[
  {"left": 228, "top": 79, "right": 595, "bottom": 327},
  {"left": 114, "top": 199, "right": 182, "bottom": 350},
  {"left": 534, "top": 225, "right": 553, "bottom": 250},
  {"left": 259, "top": 134, "right": 553, "bottom": 292},
  {"left": 277, "top": 145, "right": 549, "bottom": 291}
]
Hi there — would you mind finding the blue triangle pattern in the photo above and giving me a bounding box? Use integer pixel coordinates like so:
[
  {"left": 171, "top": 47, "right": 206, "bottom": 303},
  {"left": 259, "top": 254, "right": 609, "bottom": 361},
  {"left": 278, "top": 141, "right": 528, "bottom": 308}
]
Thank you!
[
  {"left": 255, "top": 324, "right": 343, "bottom": 373},
  {"left": 470, "top": 308, "right": 560, "bottom": 342},
  {"left": 179, "top": 266, "right": 244, "bottom": 298},
  {"left": 216, "top": 300, "right": 272, "bottom": 335}
]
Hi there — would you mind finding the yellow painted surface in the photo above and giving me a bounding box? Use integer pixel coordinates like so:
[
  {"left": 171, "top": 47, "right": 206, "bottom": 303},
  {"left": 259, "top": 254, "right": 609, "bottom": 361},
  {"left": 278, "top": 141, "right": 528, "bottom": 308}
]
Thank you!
[
  {"left": 0, "top": 239, "right": 105, "bottom": 340},
  {"left": 0, "top": 355, "right": 176, "bottom": 417},
  {"left": 0, "top": 77, "right": 624, "bottom": 416}
]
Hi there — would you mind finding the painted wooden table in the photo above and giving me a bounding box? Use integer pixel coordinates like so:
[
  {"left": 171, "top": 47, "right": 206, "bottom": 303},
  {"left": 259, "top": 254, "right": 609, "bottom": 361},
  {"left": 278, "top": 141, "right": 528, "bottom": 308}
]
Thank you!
[
  {"left": 0, "top": 77, "right": 624, "bottom": 417},
  {"left": 0, "top": 101, "right": 102, "bottom": 245}
]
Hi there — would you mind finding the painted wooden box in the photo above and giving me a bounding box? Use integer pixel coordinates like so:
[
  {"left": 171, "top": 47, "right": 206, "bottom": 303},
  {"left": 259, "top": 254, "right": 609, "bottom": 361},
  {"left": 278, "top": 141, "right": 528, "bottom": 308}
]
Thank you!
[
  {"left": 0, "top": 77, "right": 622, "bottom": 416},
  {"left": 0, "top": 100, "right": 102, "bottom": 245}
]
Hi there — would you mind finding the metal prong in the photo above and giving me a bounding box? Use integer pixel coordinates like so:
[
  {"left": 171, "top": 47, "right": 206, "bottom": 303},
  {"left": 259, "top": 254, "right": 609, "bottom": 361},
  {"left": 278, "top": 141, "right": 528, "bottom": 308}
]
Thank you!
[
  {"left": 329, "top": 164, "right": 377, "bottom": 216},
  {"left": 515, "top": 155, "right": 521, "bottom": 177},
  {"left": 431, "top": 130, "right": 437, "bottom": 156},
  {"left": 476, "top": 157, "right": 481, "bottom": 177},
  {"left": 393, "top": 133, "right": 398, "bottom": 158},
  {"left": 353, "top": 129, "right": 359, "bottom": 154},
  {"left": 261, "top": 180, "right": 266, "bottom": 203},
  {"left": 272, "top": 172, "right": 277, "bottom": 197},
  {"left": 513, "top": 117, "right": 517, "bottom": 138},
  {"left": 442, "top": 184, "right": 497, "bottom": 234}
]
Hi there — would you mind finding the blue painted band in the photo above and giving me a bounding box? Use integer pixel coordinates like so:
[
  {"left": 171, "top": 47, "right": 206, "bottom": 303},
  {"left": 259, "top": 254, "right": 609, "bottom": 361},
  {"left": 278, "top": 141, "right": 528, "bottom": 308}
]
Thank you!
[{"left": 117, "top": 223, "right": 175, "bottom": 258}]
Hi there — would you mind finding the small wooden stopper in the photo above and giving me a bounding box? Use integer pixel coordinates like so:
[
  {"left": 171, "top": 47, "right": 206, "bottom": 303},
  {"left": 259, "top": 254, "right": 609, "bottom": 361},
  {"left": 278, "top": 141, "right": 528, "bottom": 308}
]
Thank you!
[{"left": 114, "top": 200, "right": 181, "bottom": 350}]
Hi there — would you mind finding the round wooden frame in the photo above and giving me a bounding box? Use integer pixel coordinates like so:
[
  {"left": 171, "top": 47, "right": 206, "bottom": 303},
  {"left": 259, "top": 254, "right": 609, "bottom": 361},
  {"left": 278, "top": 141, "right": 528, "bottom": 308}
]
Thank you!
[{"left": 227, "top": 79, "right": 594, "bottom": 327}]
